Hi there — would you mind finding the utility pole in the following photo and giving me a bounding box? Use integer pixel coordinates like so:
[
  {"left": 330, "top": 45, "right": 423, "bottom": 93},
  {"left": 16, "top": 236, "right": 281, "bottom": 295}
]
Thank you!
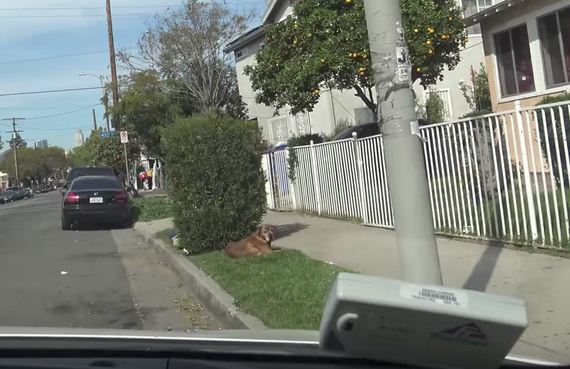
[
  {"left": 3, "top": 117, "right": 25, "bottom": 186},
  {"left": 92, "top": 109, "right": 98, "bottom": 131},
  {"left": 104, "top": 93, "right": 111, "bottom": 131},
  {"left": 362, "top": 0, "right": 442, "bottom": 285},
  {"left": 106, "top": 0, "right": 119, "bottom": 108}
]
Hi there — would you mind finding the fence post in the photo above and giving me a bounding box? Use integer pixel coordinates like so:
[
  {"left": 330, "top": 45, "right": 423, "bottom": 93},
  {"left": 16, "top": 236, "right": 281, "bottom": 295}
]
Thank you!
[
  {"left": 285, "top": 148, "right": 297, "bottom": 210},
  {"left": 353, "top": 132, "right": 368, "bottom": 223},
  {"left": 309, "top": 140, "right": 322, "bottom": 215},
  {"left": 261, "top": 153, "right": 275, "bottom": 210},
  {"left": 515, "top": 100, "right": 538, "bottom": 241}
]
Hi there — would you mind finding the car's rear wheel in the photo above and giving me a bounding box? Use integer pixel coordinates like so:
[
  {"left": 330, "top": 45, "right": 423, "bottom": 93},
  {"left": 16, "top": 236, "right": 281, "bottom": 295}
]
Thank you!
[
  {"left": 121, "top": 218, "right": 133, "bottom": 229},
  {"left": 61, "top": 216, "right": 72, "bottom": 231}
]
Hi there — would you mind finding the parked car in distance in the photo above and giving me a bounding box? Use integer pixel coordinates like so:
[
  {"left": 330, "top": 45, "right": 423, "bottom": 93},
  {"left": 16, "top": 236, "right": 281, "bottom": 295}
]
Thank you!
[
  {"left": 61, "top": 175, "right": 133, "bottom": 230},
  {"left": 6, "top": 186, "right": 25, "bottom": 200},
  {"left": 1, "top": 190, "right": 18, "bottom": 203},
  {"left": 64, "top": 166, "right": 116, "bottom": 190}
]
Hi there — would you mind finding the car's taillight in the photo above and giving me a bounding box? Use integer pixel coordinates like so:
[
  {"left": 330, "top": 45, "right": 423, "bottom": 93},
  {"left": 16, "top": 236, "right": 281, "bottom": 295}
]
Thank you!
[
  {"left": 64, "top": 192, "right": 79, "bottom": 204},
  {"left": 114, "top": 191, "right": 128, "bottom": 203}
]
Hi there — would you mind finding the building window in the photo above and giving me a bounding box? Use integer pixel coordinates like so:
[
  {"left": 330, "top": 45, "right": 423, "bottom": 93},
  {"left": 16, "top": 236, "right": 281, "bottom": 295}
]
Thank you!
[
  {"left": 235, "top": 48, "right": 248, "bottom": 60},
  {"left": 538, "top": 7, "right": 570, "bottom": 87},
  {"left": 494, "top": 25, "right": 535, "bottom": 97},
  {"left": 461, "top": 0, "right": 494, "bottom": 34},
  {"left": 424, "top": 88, "right": 454, "bottom": 121}
]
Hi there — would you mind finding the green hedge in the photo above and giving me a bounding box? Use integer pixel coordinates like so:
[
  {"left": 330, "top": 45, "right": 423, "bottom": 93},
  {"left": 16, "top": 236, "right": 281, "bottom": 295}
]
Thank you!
[
  {"left": 162, "top": 113, "right": 266, "bottom": 254},
  {"left": 535, "top": 93, "right": 570, "bottom": 187}
]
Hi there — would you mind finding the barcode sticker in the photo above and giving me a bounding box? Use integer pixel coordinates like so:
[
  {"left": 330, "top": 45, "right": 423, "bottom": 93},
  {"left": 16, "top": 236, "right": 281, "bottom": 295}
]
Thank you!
[{"left": 401, "top": 285, "right": 468, "bottom": 308}]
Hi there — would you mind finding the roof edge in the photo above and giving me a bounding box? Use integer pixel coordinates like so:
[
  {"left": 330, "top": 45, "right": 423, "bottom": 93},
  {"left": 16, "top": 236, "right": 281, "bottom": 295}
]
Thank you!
[
  {"left": 463, "top": 0, "right": 526, "bottom": 27},
  {"left": 223, "top": 26, "right": 265, "bottom": 54},
  {"left": 261, "top": 0, "right": 279, "bottom": 24}
]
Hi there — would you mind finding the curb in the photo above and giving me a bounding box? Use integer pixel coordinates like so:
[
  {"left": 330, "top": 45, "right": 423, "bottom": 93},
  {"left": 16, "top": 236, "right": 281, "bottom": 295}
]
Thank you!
[{"left": 135, "top": 225, "right": 267, "bottom": 330}]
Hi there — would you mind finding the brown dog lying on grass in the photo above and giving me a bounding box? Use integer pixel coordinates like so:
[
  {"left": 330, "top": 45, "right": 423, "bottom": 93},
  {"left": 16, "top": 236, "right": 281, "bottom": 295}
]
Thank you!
[{"left": 224, "top": 224, "right": 277, "bottom": 258}]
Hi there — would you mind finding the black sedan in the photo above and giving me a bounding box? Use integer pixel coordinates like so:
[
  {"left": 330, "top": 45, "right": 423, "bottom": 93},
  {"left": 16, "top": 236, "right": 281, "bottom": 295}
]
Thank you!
[{"left": 61, "top": 175, "right": 133, "bottom": 230}]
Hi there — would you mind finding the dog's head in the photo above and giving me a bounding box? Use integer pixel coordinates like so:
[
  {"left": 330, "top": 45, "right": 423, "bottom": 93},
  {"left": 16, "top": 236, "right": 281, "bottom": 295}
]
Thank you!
[{"left": 257, "top": 224, "right": 276, "bottom": 243}]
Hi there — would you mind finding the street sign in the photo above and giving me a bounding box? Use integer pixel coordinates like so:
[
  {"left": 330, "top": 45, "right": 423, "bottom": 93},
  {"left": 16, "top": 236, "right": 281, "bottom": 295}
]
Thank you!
[
  {"left": 99, "top": 131, "right": 114, "bottom": 139},
  {"left": 120, "top": 131, "right": 129, "bottom": 144}
]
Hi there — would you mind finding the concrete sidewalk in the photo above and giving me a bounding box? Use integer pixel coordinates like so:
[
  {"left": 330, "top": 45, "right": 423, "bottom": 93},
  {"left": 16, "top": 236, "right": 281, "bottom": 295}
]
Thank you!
[{"left": 264, "top": 211, "right": 570, "bottom": 362}]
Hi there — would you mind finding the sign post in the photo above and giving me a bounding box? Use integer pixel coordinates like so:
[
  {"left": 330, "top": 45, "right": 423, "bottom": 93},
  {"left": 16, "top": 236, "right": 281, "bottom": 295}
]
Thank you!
[
  {"left": 120, "top": 131, "right": 129, "bottom": 186},
  {"left": 99, "top": 130, "right": 114, "bottom": 139}
]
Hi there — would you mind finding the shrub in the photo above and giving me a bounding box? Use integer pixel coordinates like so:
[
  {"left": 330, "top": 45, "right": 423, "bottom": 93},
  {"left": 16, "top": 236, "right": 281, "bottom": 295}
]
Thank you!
[
  {"left": 286, "top": 133, "right": 325, "bottom": 181},
  {"left": 459, "top": 109, "right": 492, "bottom": 119},
  {"left": 535, "top": 92, "right": 570, "bottom": 186},
  {"left": 425, "top": 91, "right": 445, "bottom": 124},
  {"left": 132, "top": 197, "right": 173, "bottom": 222},
  {"left": 459, "top": 64, "right": 492, "bottom": 113},
  {"left": 162, "top": 113, "right": 266, "bottom": 254}
]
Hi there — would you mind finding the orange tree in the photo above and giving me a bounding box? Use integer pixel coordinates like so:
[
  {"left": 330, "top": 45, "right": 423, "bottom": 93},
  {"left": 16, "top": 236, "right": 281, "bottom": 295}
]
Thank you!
[{"left": 244, "top": 0, "right": 467, "bottom": 119}]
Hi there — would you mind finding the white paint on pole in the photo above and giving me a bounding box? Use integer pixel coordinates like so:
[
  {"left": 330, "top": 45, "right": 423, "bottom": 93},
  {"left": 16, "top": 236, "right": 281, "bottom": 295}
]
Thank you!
[{"left": 120, "top": 130, "right": 129, "bottom": 144}]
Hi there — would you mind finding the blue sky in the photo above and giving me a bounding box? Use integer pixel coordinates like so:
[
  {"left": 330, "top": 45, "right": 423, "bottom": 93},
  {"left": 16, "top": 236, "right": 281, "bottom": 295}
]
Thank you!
[{"left": 0, "top": 0, "right": 264, "bottom": 152}]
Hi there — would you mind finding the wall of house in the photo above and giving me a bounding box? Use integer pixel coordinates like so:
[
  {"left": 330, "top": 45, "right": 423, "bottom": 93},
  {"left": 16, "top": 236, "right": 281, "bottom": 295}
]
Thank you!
[
  {"left": 265, "top": 0, "right": 297, "bottom": 23},
  {"left": 234, "top": 36, "right": 277, "bottom": 142},
  {"left": 413, "top": 36, "right": 485, "bottom": 120},
  {"left": 481, "top": 0, "right": 570, "bottom": 112}
]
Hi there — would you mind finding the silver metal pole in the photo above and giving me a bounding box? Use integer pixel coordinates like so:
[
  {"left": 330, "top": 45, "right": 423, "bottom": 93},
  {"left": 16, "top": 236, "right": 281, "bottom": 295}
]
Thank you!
[
  {"left": 123, "top": 143, "right": 130, "bottom": 187},
  {"left": 363, "top": 0, "right": 442, "bottom": 284}
]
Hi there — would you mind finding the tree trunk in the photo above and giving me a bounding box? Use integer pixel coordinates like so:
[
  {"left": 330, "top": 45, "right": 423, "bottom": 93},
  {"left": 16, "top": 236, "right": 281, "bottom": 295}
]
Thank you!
[{"left": 353, "top": 84, "right": 378, "bottom": 122}]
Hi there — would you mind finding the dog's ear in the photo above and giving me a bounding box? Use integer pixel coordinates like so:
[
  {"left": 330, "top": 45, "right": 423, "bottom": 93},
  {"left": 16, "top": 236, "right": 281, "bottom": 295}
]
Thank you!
[{"left": 257, "top": 225, "right": 262, "bottom": 235}]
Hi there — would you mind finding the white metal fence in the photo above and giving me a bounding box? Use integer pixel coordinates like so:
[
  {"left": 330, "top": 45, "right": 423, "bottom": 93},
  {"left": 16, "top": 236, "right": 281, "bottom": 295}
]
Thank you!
[{"left": 263, "top": 100, "right": 570, "bottom": 249}]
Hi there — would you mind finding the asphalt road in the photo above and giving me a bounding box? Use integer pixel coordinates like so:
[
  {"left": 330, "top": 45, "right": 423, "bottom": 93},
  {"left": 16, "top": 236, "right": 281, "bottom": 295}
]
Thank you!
[{"left": 0, "top": 191, "right": 222, "bottom": 331}]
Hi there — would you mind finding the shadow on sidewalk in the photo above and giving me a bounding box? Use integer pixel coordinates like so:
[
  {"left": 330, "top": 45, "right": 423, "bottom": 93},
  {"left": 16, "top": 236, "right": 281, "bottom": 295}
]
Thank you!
[
  {"left": 276, "top": 223, "right": 309, "bottom": 238},
  {"left": 462, "top": 240, "right": 504, "bottom": 291}
]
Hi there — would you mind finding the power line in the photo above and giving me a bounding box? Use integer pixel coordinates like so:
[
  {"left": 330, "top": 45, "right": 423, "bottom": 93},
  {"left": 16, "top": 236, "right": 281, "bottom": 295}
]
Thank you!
[
  {"left": 22, "top": 125, "right": 90, "bottom": 132},
  {"left": 0, "top": 13, "right": 158, "bottom": 18},
  {"left": 0, "top": 50, "right": 106, "bottom": 65},
  {"left": 25, "top": 104, "right": 101, "bottom": 121},
  {"left": 0, "top": 87, "right": 101, "bottom": 97},
  {"left": 0, "top": 3, "right": 265, "bottom": 18},
  {"left": 0, "top": 5, "right": 183, "bottom": 11},
  {"left": 0, "top": 47, "right": 136, "bottom": 65},
  {"left": 0, "top": 2, "right": 263, "bottom": 11}
]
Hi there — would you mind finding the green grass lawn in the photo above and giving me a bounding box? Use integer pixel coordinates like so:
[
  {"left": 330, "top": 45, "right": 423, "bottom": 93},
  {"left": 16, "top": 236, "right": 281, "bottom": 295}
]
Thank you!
[
  {"left": 191, "top": 249, "right": 348, "bottom": 330},
  {"left": 132, "top": 196, "right": 174, "bottom": 222}
]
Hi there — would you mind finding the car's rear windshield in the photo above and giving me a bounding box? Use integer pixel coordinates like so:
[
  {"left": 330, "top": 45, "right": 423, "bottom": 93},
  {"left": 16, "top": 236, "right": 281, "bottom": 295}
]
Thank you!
[
  {"left": 68, "top": 168, "right": 114, "bottom": 180},
  {"left": 71, "top": 177, "right": 122, "bottom": 191}
]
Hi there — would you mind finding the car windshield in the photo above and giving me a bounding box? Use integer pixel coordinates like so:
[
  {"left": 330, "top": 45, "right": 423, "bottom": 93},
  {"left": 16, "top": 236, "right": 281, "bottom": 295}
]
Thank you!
[
  {"left": 68, "top": 168, "right": 114, "bottom": 180},
  {"left": 1, "top": 0, "right": 569, "bottom": 365},
  {"left": 71, "top": 177, "right": 122, "bottom": 191}
]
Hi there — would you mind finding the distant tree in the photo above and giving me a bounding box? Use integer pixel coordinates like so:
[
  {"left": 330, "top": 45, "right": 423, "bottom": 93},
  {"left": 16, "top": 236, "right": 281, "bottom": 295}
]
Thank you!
[
  {"left": 72, "top": 129, "right": 141, "bottom": 174},
  {"left": 111, "top": 71, "right": 181, "bottom": 158},
  {"left": 459, "top": 64, "right": 492, "bottom": 114},
  {"left": 244, "top": 0, "right": 467, "bottom": 119},
  {"left": 425, "top": 91, "right": 445, "bottom": 124},
  {"left": 0, "top": 146, "right": 68, "bottom": 181},
  {"left": 120, "top": 0, "right": 249, "bottom": 118}
]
